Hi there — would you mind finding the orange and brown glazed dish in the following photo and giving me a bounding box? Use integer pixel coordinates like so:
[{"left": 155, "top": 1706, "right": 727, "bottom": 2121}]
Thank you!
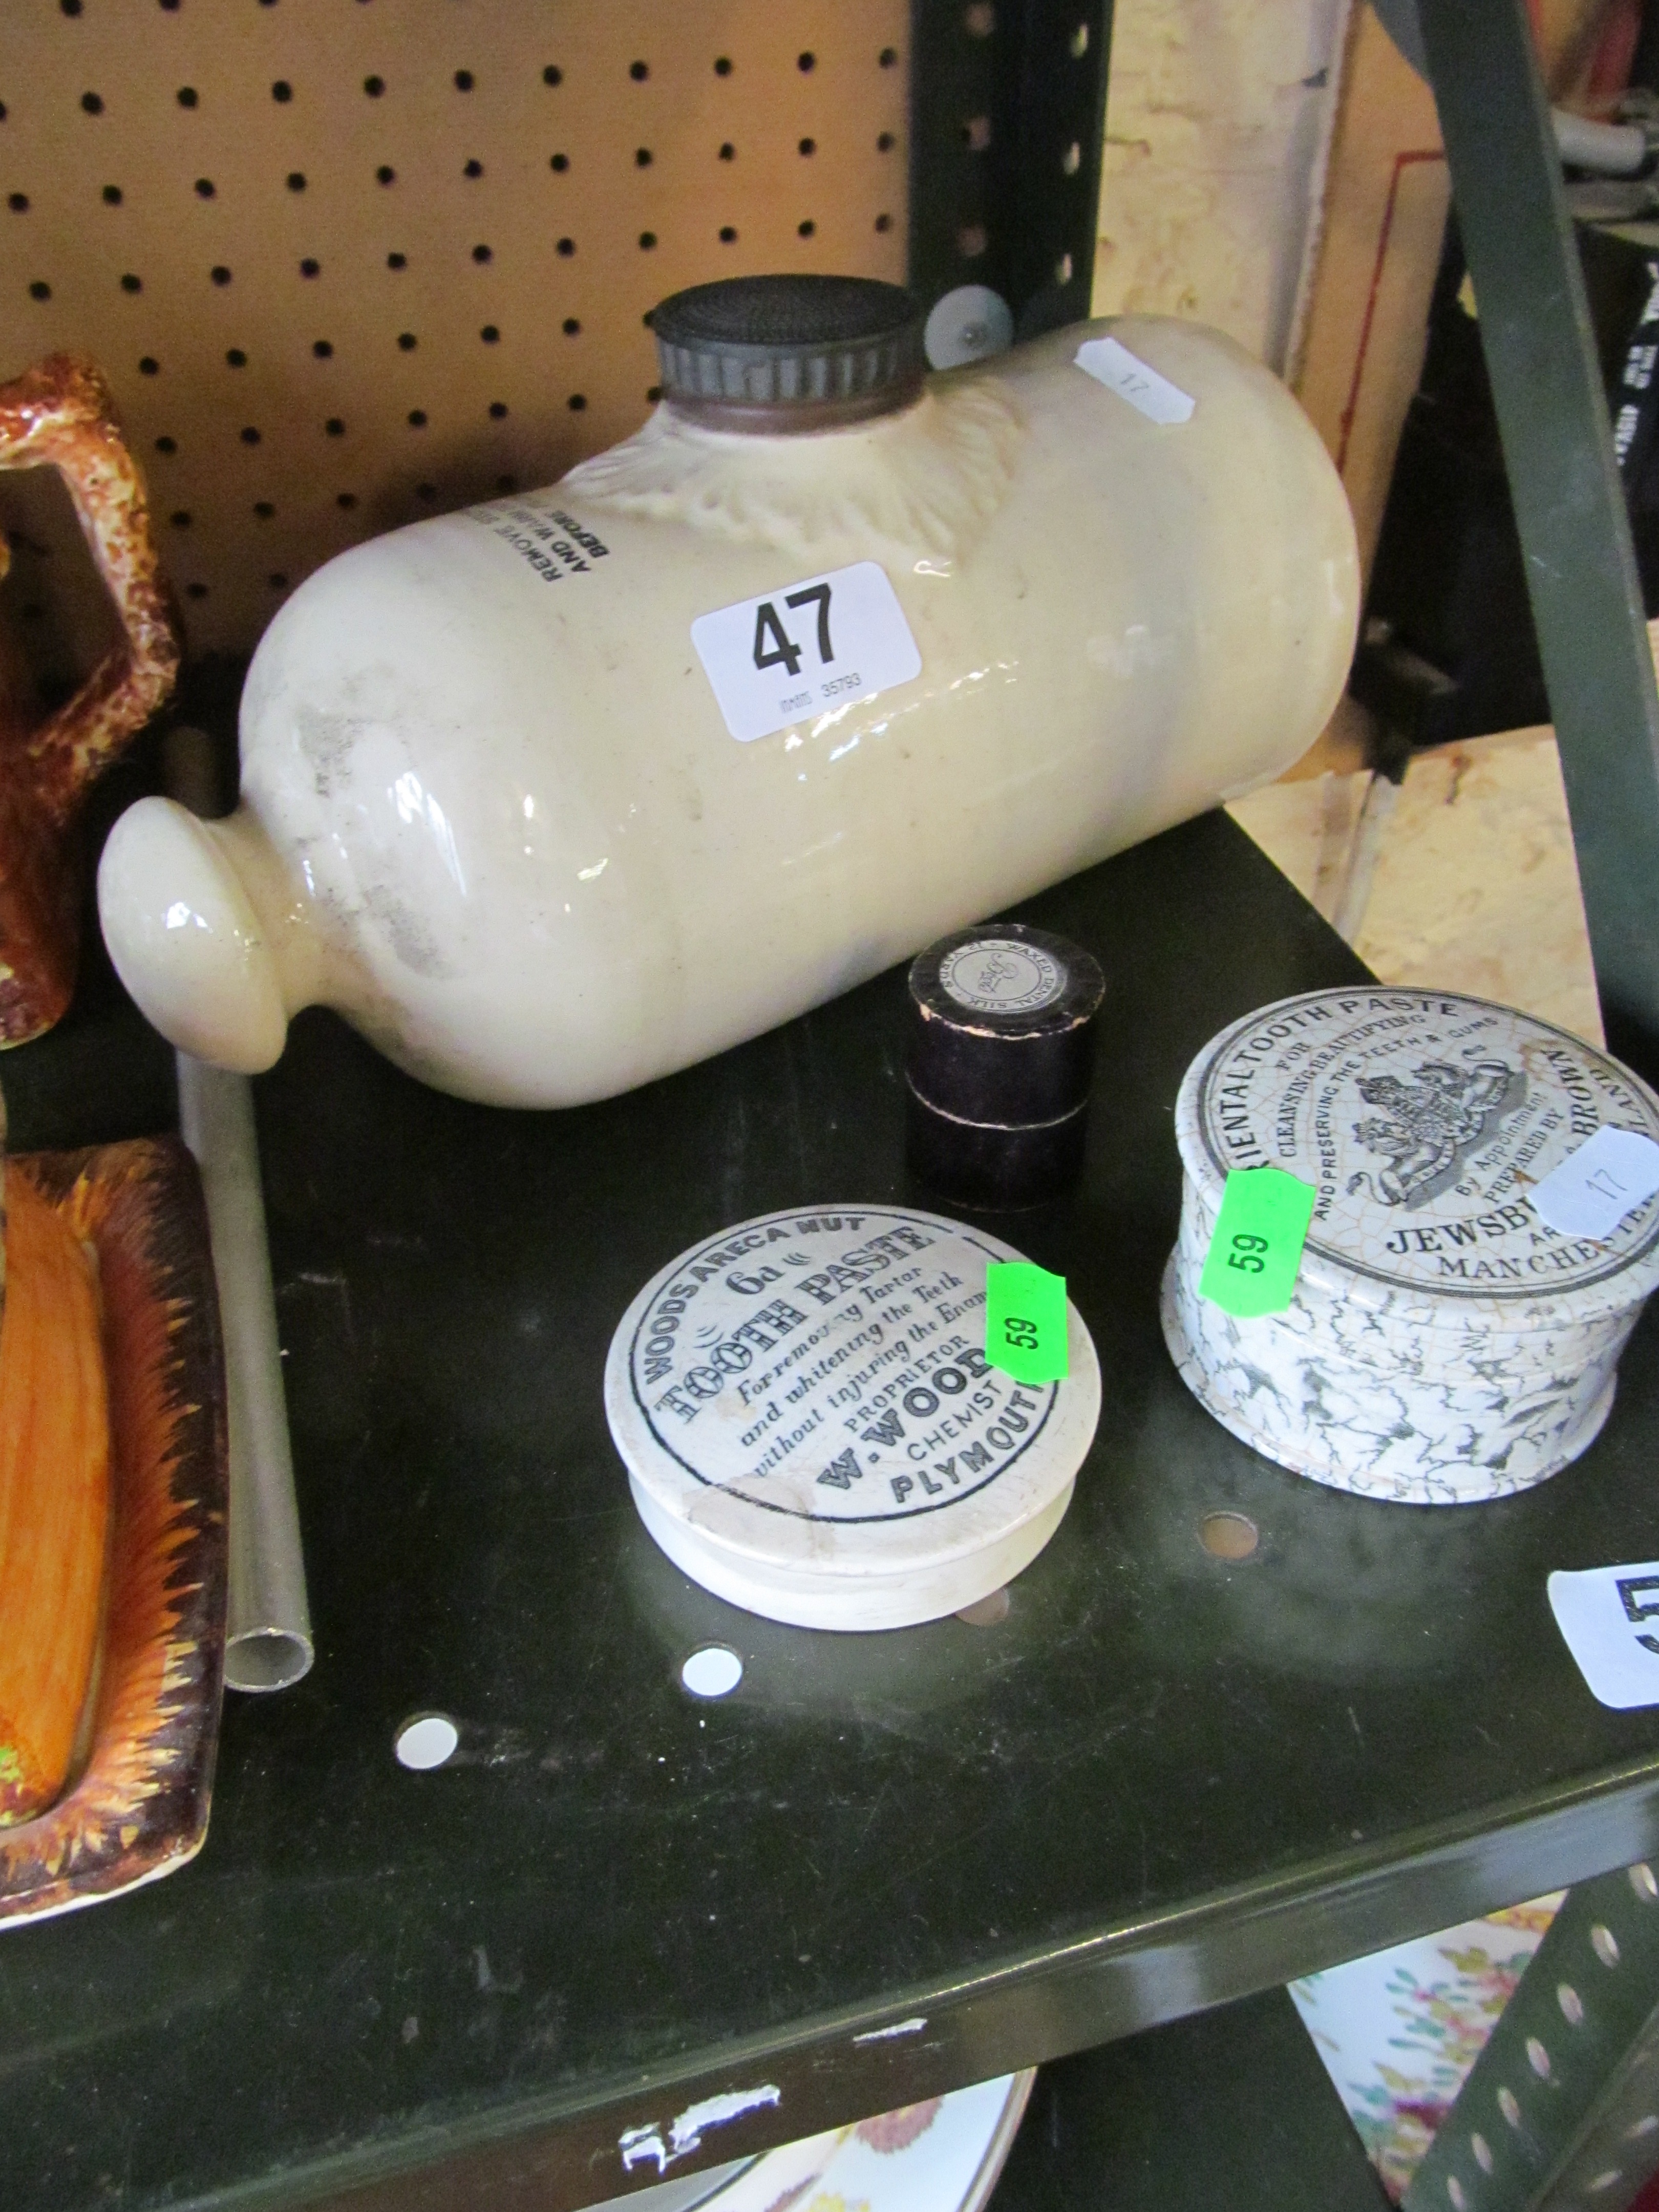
[
  {"left": 0, "top": 1166, "right": 112, "bottom": 1822},
  {"left": 0, "top": 1137, "right": 227, "bottom": 1925}
]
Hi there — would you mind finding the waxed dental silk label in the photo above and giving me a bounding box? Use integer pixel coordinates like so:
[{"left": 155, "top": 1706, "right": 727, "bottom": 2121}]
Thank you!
[
  {"left": 940, "top": 939, "right": 1066, "bottom": 1017},
  {"left": 1199, "top": 1167, "right": 1315, "bottom": 1317},
  {"left": 691, "top": 560, "right": 922, "bottom": 743},
  {"left": 1548, "top": 1562, "right": 1659, "bottom": 1708},
  {"left": 1074, "top": 337, "right": 1195, "bottom": 424},
  {"left": 985, "top": 1263, "right": 1069, "bottom": 1382},
  {"left": 615, "top": 1208, "right": 1069, "bottom": 1521},
  {"left": 1531, "top": 1126, "right": 1659, "bottom": 1241}
]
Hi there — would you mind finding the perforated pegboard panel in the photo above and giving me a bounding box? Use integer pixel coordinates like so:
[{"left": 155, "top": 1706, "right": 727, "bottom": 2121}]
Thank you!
[{"left": 0, "top": 0, "right": 908, "bottom": 661}]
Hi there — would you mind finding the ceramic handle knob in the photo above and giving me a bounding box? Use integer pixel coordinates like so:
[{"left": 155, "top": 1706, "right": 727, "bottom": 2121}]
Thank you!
[{"left": 97, "top": 797, "right": 289, "bottom": 1073}]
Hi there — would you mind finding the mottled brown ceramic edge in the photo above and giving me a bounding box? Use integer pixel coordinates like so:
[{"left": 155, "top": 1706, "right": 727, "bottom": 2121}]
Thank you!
[
  {"left": 0, "top": 1135, "right": 228, "bottom": 1924},
  {"left": 0, "top": 354, "right": 182, "bottom": 1047}
]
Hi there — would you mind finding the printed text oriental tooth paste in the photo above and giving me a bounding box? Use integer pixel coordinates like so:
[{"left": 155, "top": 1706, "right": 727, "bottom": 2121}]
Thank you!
[
  {"left": 95, "top": 276, "right": 1356, "bottom": 1109},
  {"left": 1163, "top": 990, "right": 1659, "bottom": 1505}
]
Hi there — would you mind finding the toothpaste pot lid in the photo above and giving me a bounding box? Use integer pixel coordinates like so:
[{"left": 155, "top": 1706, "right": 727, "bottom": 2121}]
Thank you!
[
  {"left": 604, "top": 1203, "right": 1100, "bottom": 1630},
  {"left": 1174, "top": 988, "right": 1659, "bottom": 1331}
]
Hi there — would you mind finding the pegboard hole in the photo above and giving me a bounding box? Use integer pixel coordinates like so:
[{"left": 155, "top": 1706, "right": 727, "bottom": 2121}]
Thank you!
[
  {"left": 719, "top": 142, "right": 736, "bottom": 161},
  {"left": 880, "top": 45, "right": 899, "bottom": 65},
  {"left": 253, "top": 501, "right": 275, "bottom": 518},
  {"left": 120, "top": 272, "right": 142, "bottom": 293},
  {"left": 416, "top": 482, "right": 437, "bottom": 500},
  {"left": 176, "top": 86, "right": 196, "bottom": 108},
  {"left": 797, "top": 219, "right": 815, "bottom": 239},
  {"left": 1498, "top": 2087, "right": 1522, "bottom": 2129},
  {"left": 312, "top": 339, "right": 333, "bottom": 358},
  {"left": 464, "top": 159, "right": 483, "bottom": 178},
  {"left": 194, "top": 179, "right": 216, "bottom": 200},
  {"left": 325, "top": 417, "right": 345, "bottom": 436},
  {"left": 1632, "top": 1863, "right": 1658, "bottom": 1901},
  {"left": 185, "top": 581, "right": 208, "bottom": 599},
  {"left": 488, "top": 400, "right": 507, "bottom": 418},
  {"left": 272, "top": 80, "right": 293, "bottom": 103},
  {"left": 397, "top": 331, "right": 417, "bottom": 351},
  {"left": 240, "top": 427, "right": 261, "bottom": 445},
  {"left": 629, "top": 60, "right": 649, "bottom": 81},
  {"left": 453, "top": 70, "right": 474, "bottom": 92},
  {"left": 8, "top": 194, "right": 30, "bottom": 214},
  {"left": 1471, "top": 2134, "right": 1493, "bottom": 2174},
  {"left": 81, "top": 91, "right": 105, "bottom": 114},
  {"left": 958, "top": 224, "right": 987, "bottom": 258},
  {"left": 269, "top": 572, "right": 288, "bottom": 589},
  {"left": 714, "top": 55, "right": 733, "bottom": 75},
  {"left": 875, "top": 213, "right": 892, "bottom": 231},
  {"left": 472, "top": 244, "right": 493, "bottom": 263},
  {"left": 170, "top": 509, "right": 192, "bottom": 528},
  {"left": 962, "top": 115, "right": 991, "bottom": 151},
  {"left": 138, "top": 353, "right": 158, "bottom": 372},
  {"left": 799, "top": 137, "right": 816, "bottom": 156},
  {"left": 635, "top": 147, "right": 653, "bottom": 167},
  {"left": 337, "top": 492, "right": 357, "bottom": 509},
  {"left": 1526, "top": 2036, "right": 1551, "bottom": 2080},
  {"left": 562, "top": 316, "right": 580, "bottom": 334},
  {"left": 226, "top": 347, "right": 247, "bottom": 367},
  {"left": 495, "top": 472, "right": 516, "bottom": 492},
  {"left": 798, "top": 50, "right": 816, "bottom": 70},
  {"left": 155, "top": 435, "right": 177, "bottom": 455},
  {"left": 965, "top": 3, "right": 995, "bottom": 33},
  {"left": 300, "top": 258, "right": 320, "bottom": 278},
  {"left": 387, "top": 252, "right": 407, "bottom": 269},
  {"left": 211, "top": 266, "right": 232, "bottom": 286},
  {"left": 550, "top": 154, "right": 569, "bottom": 172},
  {"left": 480, "top": 324, "right": 500, "bottom": 344},
  {"left": 1199, "top": 1512, "right": 1259, "bottom": 1560},
  {"left": 102, "top": 184, "right": 122, "bottom": 204},
  {"left": 720, "top": 225, "right": 737, "bottom": 243},
  {"left": 878, "top": 131, "right": 896, "bottom": 151},
  {"left": 375, "top": 165, "right": 395, "bottom": 186},
  {"left": 567, "top": 393, "right": 586, "bottom": 411},
  {"left": 287, "top": 172, "right": 307, "bottom": 192},
  {"left": 407, "top": 409, "right": 426, "bottom": 428},
  {"left": 363, "top": 75, "right": 385, "bottom": 98},
  {"left": 543, "top": 64, "right": 563, "bottom": 86},
  {"left": 28, "top": 280, "right": 52, "bottom": 300},
  {"left": 557, "top": 237, "right": 576, "bottom": 256},
  {"left": 646, "top": 383, "right": 662, "bottom": 401},
  {"left": 1557, "top": 1982, "right": 1585, "bottom": 2026},
  {"left": 639, "top": 231, "right": 657, "bottom": 250}
]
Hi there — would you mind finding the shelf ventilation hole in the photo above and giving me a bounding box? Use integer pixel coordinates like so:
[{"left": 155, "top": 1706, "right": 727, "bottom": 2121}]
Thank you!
[
  {"left": 681, "top": 1646, "right": 742, "bottom": 1697},
  {"left": 965, "top": 3, "right": 994, "bottom": 32},
  {"left": 1631, "top": 1863, "right": 1657, "bottom": 1900},
  {"left": 1447, "top": 2180, "right": 1466, "bottom": 2210},
  {"left": 1062, "top": 140, "right": 1081, "bottom": 175},
  {"left": 395, "top": 1712, "right": 458, "bottom": 1769},
  {"left": 958, "top": 224, "right": 987, "bottom": 258},
  {"left": 1471, "top": 2134, "right": 1493, "bottom": 2175},
  {"left": 1069, "top": 23, "right": 1089, "bottom": 56},
  {"left": 1498, "top": 2087, "right": 1522, "bottom": 2129},
  {"left": 1055, "top": 252, "right": 1074, "bottom": 286},
  {"left": 1557, "top": 1983, "right": 1585, "bottom": 2026},
  {"left": 1525, "top": 2036, "right": 1551, "bottom": 2080},
  {"left": 1627, "top": 2116, "right": 1659, "bottom": 2141},
  {"left": 1200, "top": 1512, "right": 1259, "bottom": 1560},
  {"left": 1588, "top": 2171, "right": 1625, "bottom": 2195},
  {"left": 962, "top": 115, "right": 991, "bottom": 151}
]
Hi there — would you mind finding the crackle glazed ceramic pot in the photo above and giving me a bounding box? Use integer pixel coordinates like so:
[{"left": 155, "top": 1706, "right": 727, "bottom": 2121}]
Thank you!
[
  {"left": 0, "top": 355, "right": 179, "bottom": 1046},
  {"left": 98, "top": 276, "right": 1358, "bottom": 1108}
]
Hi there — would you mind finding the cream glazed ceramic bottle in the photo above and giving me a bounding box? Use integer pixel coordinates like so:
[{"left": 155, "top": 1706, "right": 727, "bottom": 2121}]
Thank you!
[{"left": 98, "top": 276, "right": 1359, "bottom": 1108}]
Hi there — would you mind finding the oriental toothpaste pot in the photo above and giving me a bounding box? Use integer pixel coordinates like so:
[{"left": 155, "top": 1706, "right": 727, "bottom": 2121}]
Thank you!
[{"left": 1162, "top": 989, "right": 1659, "bottom": 1504}]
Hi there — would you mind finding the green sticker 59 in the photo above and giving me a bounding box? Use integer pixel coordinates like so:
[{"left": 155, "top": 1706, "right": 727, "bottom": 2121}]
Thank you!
[
  {"left": 1199, "top": 1167, "right": 1316, "bottom": 1317},
  {"left": 985, "top": 1261, "right": 1069, "bottom": 1384}
]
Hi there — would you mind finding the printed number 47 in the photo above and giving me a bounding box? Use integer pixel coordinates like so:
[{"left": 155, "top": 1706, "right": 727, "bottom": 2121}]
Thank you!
[
  {"left": 1226, "top": 1231, "right": 1269, "bottom": 1276},
  {"left": 1003, "top": 1315, "right": 1039, "bottom": 1350},
  {"left": 754, "top": 583, "right": 834, "bottom": 679}
]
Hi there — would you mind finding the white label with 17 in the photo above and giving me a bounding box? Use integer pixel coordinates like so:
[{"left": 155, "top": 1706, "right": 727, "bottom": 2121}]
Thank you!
[{"left": 691, "top": 559, "right": 922, "bottom": 743}]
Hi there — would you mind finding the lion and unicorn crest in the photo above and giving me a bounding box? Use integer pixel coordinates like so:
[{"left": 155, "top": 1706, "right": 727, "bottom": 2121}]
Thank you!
[{"left": 1344, "top": 1058, "right": 1526, "bottom": 1209}]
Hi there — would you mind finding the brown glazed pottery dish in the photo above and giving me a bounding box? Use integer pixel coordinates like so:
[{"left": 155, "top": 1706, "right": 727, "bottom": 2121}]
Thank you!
[{"left": 0, "top": 1136, "right": 228, "bottom": 1925}]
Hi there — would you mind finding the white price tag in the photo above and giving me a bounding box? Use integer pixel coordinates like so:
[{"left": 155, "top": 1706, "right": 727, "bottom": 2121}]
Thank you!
[
  {"left": 1532, "top": 1125, "right": 1659, "bottom": 1240},
  {"left": 690, "top": 560, "right": 922, "bottom": 743},
  {"left": 1074, "top": 337, "right": 1195, "bottom": 425},
  {"left": 1548, "top": 1562, "right": 1659, "bottom": 1708}
]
